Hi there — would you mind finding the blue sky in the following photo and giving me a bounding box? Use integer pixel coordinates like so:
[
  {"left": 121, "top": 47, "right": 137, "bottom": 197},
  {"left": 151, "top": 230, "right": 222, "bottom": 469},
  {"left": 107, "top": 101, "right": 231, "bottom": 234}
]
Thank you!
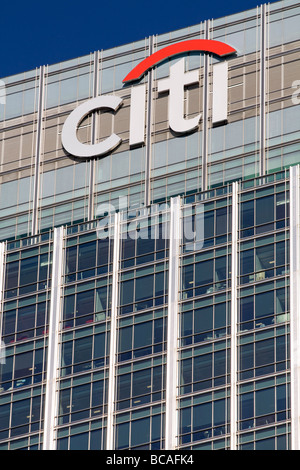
[{"left": 0, "top": 0, "right": 279, "bottom": 78}]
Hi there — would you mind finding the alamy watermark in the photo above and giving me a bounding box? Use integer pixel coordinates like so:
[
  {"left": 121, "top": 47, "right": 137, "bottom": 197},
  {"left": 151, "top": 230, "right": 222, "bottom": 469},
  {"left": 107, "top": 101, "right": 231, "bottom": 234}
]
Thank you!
[
  {"left": 95, "top": 196, "right": 204, "bottom": 250},
  {"left": 292, "top": 80, "right": 300, "bottom": 105}
]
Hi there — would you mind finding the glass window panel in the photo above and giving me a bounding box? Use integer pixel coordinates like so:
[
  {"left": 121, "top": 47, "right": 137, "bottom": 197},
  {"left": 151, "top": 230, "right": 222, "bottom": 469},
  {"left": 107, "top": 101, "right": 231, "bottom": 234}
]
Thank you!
[
  {"left": 276, "top": 335, "right": 286, "bottom": 363},
  {"left": 215, "top": 208, "right": 227, "bottom": 235},
  {"left": 256, "top": 245, "right": 274, "bottom": 271},
  {"left": 214, "top": 350, "right": 226, "bottom": 377},
  {"left": 97, "top": 239, "right": 110, "bottom": 265},
  {"left": 168, "top": 136, "right": 186, "bottom": 165},
  {"left": 90, "top": 429, "right": 103, "bottom": 450},
  {"left": 240, "top": 296, "right": 254, "bottom": 323},
  {"left": 59, "top": 389, "right": 71, "bottom": 419},
  {"left": 194, "top": 306, "right": 213, "bottom": 333},
  {"left": 240, "top": 343, "right": 253, "bottom": 370},
  {"left": 193, "top": 402, "right": 212, "bottom": 431},
  {"left": 134, "top": 322, "right": 152, "bottom": 349},
  {"left": 214, "top": 399, "right": 225, "bottom": 426},
  {"left": 70, "top": 432, "right": 89, "bottom": 450},
  {"left": 14, "top": 351, "right": 33, "bottom": 379},
  {"left": 120, "top": 280, "right": 134, "bottom": 305},
  {"left": 119, "top": 327, "right": 132, "bottom": 352},
  {"left": 215, "top": 256, "right": 227, "bottom": 282},
  {"left": 194, "top": 354, "right": 212, "bottom": 382},
  {"left": 215, "top": 303, "right": 226, "bottom": 329},
  {"left": 74, "top": 336, "right": 93, "bottom": 364},
  {"left": 135, "top": 275, "right": 154, "bottom": 301},
  {"left": 76, "top": 290, "right": 94, "bottom": 316},
  {"left": 277, "top": 384, "right": 286, "bottom": 412},
  {"left": 64, "top": 295, "right": 75, "bottom": 321},
  {"left": 240, "top": 392, "right": 254, "bottom": 420},
  {"left": 116, "top": 422, "right": 130, "bottom": 449},
  {"left": 132, "top": 368, "right": 151, "bottom": 397},
  {"left": 255, "top": 339, "right": 274, "bottom": 367},
  {"left": 151, "top": 414, "right": 161, "bottom": 441},
  {"left": 255, "top": 388, "right": 275, "bottom": 416},
  {"left": 204, "top": 211, "right": 214, "bottom": 239},
  {"left": 72, "top": 383, "right": 91, "bottom": 411},
  {"left": 66, "top": 246, "right": 77, "bottom": 274},
  {"left": 78, "top": 242, "right": 96, "bottom": 271},
  {"left": 152, "top": 366, "right": 163, "bottom": 392},
  {"left": 180, "top": 358, "right": 192, "bottom": 385},
  {"left": 2, "top": 309, "right": 16, "bottom": 336},
  {"left": 0, "top": 404, "right": 10, "bottom": 432},
  {"left": 154, "top": 319, "right": 164, "bottom": 344},
  {"left": 180, "top": 407, "right": 191, "bottom": 435},
  {"left": 255, "top": 291, "right": 274, "bottom": 318},
  {"left": 95, "top": 286, "right": 108, "bottom": 312},
  {"left": 136, "top": 236, "right": 155, "bottom": 256},
  {"left": 5, "top": 261, "right": 19, "bottom": 290},
  {"left": 117, "top": 374, "right": 131, "bottom": 401},
  {"left": 17, "top": 305, "right": 35, "bottom": 334},
  {"left": 94, "top": 333, "right": 106, "bottom": 359},
  {"left": 195, "top": 260, "right": 213, "bottom": 286},
  {"left": 155, "top": 272, "right": 165, "bottom": 297},
  {"left": 182, "top": 311, "right": 193, "bottom": 336},
  {"left": 11, "top": 399, "right": 30, "bottom": 428},
  {"left": 20, "top": 257, "right": 38, "bottom": 285},
  {"left": 61, "top": 342, "right": 73, "bottom": 367},
  {"left": 131, "top": 417, "right": 150, "bottom": 446},
  {"left": 1, "top": 355, "right": 13, "bottom": 384},
  {"left": 182, "top": 264, "right": 193, "bottom": 290},
  {"left": 256, "top": 438, "right": 275, "bottom": 451},
  {"left": 276, "top": 241, "right": 285, "bottom": 266},
  {"left": 256, "top": 196, "right": 274, "bottom": 225},
  {"left": 91, "top": 380, "right": 104, "bottom": 408},
  {"left": 241, "top": 249, "right": 254, "bottom": 275}
]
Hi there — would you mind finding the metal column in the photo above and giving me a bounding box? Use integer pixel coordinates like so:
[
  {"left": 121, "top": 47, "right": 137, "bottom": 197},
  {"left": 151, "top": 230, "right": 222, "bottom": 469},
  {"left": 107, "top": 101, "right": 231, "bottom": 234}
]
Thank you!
[
  {"left": 289, "top": 165, "right": 300, "bottom": 450},
  {"left": 88, "top": 50, "right": 100, "bottom": 221},
  {"left": 0, "top": 242, "right": 6, "bottom": 367},
  {"left": 201, "top": 20, "right": 210, "bottom": 192},
  {"left": 31, "top": 66, "right": 45, "bottom": 236},
  {"left": 260, "top": 3, "right": 267, "bottom": 176},
  {"left": 144, "top": 36, "right": 154, "bottom": 208},
  {"left": 230, "top": 182, "right": 239, "bottom": 450}
]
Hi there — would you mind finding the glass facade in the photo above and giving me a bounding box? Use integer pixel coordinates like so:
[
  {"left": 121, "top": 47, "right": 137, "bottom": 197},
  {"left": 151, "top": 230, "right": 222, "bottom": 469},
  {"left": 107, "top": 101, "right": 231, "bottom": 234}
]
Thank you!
[{"left": 0, "top": 0, "right": 299, "bottom": 451}]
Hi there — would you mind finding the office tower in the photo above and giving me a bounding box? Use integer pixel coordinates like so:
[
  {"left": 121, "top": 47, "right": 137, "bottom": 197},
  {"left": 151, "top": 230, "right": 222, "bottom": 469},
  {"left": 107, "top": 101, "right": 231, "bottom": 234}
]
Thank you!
[{"left": 0, "top": 0, "right": 298, "bottom": 450}]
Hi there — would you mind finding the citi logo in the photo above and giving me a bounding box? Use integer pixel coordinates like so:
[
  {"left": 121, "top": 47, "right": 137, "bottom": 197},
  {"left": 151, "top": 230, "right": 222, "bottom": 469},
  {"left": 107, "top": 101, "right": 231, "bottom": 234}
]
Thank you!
[{"left": 62, "top": 39, "right": 236, "bottom": 159}]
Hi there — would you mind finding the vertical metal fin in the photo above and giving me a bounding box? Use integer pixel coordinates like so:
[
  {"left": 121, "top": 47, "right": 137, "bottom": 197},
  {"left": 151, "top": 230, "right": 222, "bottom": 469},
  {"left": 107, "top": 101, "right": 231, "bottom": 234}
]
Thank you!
[
  {"left": 165, "top": 196, "right": 181, "bottom": 449},
  {"left": 43, "top": 226, "right": 65, "bottom": 450},
  {"left": 106, "top": 212, "right": 121, "bottom": 449}
]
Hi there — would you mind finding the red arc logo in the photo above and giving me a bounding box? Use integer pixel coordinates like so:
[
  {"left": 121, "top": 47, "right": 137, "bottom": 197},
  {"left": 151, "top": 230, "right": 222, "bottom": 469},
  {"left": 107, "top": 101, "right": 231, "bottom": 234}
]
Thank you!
[{"left": 123, "top": 39, "right": 236, "bottom": 83}]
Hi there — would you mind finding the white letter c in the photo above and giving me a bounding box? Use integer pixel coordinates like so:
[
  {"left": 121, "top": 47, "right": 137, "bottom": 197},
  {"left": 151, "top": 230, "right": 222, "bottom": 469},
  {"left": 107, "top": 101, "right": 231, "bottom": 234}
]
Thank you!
[{"left": 61, "top": 95, "right": 123, "bottom": 158}]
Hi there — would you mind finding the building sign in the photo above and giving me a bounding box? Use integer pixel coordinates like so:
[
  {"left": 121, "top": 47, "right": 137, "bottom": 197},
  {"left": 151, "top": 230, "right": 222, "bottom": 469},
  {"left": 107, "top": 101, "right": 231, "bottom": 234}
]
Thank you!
[{"left": 61, "top": 39, "right": 236, "bottom": 159}]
